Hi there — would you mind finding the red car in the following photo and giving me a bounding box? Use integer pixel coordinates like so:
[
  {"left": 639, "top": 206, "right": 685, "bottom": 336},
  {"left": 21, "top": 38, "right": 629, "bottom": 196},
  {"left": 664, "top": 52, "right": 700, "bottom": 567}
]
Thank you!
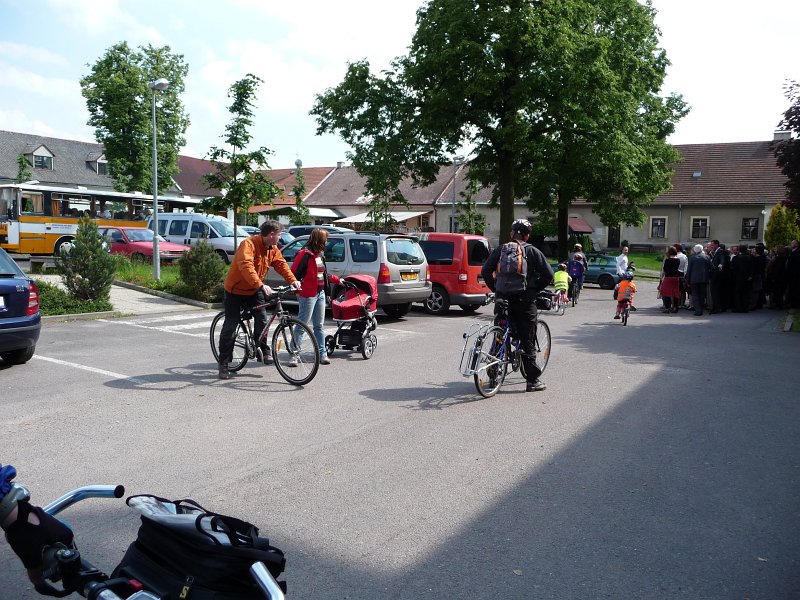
[{"left": 100, "top": 227, "right": 190, "bottom": 263}]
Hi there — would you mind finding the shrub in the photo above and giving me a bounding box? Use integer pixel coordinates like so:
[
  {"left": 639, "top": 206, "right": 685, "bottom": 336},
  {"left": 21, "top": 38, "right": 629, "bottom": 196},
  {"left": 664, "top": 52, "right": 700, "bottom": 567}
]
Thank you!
[
  {"left": 35, "top": 280, "right": 112, "bottom": 315},
  {"left": 178, "top": 240, "right": 226, "bottom": 301},
  {"left": 55, "top": 216, "right": 116, "bottom": 301}
]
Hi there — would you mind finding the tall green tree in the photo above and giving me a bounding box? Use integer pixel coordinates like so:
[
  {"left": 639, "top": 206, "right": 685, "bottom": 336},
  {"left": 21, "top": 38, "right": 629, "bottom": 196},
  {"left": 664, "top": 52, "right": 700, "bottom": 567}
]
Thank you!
[
  {"left": 81, "top": 42, "right": 189, "bottom": 194},
  {"left": 312, "top": 0, "right": 686, "bottom": 251},
  {"left": 289, "top": 162, "right": 311, "bottom": 226},
  {"left": 765, "top": 204, "right": 800, "bottom": 249},
  {"left": 16, "top": 154, "right": 31, "bottom": 183},
  {"left": 774, "top": 79, "right": 800, "bottom": 216},
  {"left": 456, "top": 180, "right": 486, "bottom": 235},
  {"left": 204, "top": 74, "right": 281, "bottom": 248}
]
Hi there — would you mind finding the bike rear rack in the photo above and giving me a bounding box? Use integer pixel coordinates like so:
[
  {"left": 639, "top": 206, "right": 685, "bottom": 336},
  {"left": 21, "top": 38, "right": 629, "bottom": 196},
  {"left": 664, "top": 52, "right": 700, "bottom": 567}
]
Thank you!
[{"left": 459, "top": 322, "right": 493, "bottom": 377}]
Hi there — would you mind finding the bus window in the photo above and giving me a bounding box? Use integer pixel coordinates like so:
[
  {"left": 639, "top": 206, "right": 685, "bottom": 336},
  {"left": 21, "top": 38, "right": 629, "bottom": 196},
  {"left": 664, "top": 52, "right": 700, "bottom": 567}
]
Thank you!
[{"left": 21, "top": 192, "right": 45, "bottom": 215}]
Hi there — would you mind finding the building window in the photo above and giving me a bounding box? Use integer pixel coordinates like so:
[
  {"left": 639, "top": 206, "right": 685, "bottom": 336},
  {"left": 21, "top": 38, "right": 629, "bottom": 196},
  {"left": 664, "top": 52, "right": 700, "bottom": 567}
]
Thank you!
[
  {"left": 34, "top": 155, "right": 53, "bottom": 170},
  {"left": 650, "top": 217, "right": 666, "bottom": 238},
  {"left": 691, "top": 217, "right": 709, "bottom": 239},
  {"left": 97, "top": 161, "right": 108, "bottom": 175},
  {"left": 741, "top": 218, "right": 758, "bottom": 240}
]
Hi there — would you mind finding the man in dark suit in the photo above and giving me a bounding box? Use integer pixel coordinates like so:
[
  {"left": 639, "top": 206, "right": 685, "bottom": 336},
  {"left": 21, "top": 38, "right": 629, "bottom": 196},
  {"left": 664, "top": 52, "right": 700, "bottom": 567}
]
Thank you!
[
  {"left": 708, "top": 239, "right": 729, "bottom": 313},
  {"left": 730, "top": 244, "right": 755, "bottom": 312},
  {"left": 685, "top": 244, "right": 712, "bottom": 316}
]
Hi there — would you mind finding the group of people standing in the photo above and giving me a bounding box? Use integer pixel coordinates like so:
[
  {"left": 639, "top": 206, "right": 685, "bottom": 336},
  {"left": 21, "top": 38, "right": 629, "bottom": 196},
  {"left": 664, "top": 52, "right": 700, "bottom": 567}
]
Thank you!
[{"left": 657, "top": 239, "right": 800, "bottom": 316}]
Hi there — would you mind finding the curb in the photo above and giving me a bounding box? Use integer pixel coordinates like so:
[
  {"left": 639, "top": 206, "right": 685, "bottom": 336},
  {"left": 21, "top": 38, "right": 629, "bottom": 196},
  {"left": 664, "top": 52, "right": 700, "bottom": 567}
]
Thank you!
[
  {"left": 112, "top": 280, "right": 223, "bottom": 310},
  {"left": 42, "top": 310, "right": 124, "bottom": 323}
]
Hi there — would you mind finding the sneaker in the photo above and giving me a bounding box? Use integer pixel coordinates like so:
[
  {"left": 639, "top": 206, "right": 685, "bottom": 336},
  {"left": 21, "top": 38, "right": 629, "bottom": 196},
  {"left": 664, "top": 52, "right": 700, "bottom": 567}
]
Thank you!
[
  {"left": 630, "top": 305, "right": 637, "bottom": 311},
  {"left": 287, "top": 356, "right": 298, "bottom": 367},
  {"left": 320, "top": 356, "right": 331, "bottom": 365},
  {"left": 218, "top": 362, "right": 230, "bottom": 380},
  {"left": 526, "top": 380, "right": 546, "bottom": 392},
  {"left": 613, "top": 314, "right": 621, "bottom": 319},
  {"left": 259, "top": 346, "right": 272, "bottom": 364}
]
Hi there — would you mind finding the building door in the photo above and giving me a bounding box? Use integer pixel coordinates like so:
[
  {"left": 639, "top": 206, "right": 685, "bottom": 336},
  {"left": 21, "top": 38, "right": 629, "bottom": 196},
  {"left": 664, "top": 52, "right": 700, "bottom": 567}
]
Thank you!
[{"left": 607, "top": 226, "right": 620, "bottom": 250}]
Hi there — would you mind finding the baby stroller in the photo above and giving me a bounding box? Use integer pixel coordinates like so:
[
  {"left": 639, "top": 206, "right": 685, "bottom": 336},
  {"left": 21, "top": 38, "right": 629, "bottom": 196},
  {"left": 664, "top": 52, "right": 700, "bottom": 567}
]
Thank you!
[{"left": 325, "top": 274, "right": 379, "bottom": 359}]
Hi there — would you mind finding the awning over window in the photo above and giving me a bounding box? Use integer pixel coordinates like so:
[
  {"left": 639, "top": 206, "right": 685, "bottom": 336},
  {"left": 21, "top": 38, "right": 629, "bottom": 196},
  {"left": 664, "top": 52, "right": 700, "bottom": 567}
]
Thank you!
[
  {"left": 249, "top": 205, "right": 343, "bottom": 219},
  {"left": 333, "top": 210, "right": 430, "bottom": 224},
  {"left": 568, "top": 216, "right": 594, "bottom": 234}
]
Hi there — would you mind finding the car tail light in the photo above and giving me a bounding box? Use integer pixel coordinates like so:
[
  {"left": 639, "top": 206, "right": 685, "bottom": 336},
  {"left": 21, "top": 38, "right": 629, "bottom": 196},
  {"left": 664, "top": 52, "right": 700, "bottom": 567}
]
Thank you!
[
  {"left": 378, "top": 263, "right": 391, "bottom": 284},
  {"left": 26, "top": 281, "right": 40, "bottom": 316},
  {"left": 427, "top": 269, "right": 431, "bottom": 282},
  {"left": 458, "top": 269, "right": 468, "bottom": 282}
]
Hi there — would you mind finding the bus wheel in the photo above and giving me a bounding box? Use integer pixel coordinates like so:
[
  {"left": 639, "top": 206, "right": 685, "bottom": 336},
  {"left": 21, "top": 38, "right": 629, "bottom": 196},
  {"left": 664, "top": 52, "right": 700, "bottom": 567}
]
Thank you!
[{"left": 53, "top": 238, "right": 74, "bottom": 256}]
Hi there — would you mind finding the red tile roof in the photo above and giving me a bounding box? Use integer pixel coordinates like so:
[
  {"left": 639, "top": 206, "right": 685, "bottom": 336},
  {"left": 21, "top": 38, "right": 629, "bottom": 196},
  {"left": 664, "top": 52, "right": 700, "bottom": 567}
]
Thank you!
[
  {"left": 175, "top": 155, "right": 220, "bottom": 197},
  {"left": 249, "top": 166, "right": 335, "bottom": 212}
]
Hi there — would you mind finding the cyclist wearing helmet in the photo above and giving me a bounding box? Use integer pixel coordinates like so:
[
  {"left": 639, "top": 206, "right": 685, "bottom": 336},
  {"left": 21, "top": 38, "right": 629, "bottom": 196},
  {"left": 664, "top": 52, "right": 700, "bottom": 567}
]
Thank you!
[
  {"left": 481, "top": 219, "right": 554, "bottom": 392},
  {"left": 614, "top": 270, "right": 637, "bottom": 319},
  {"left": 553, "top": 263, "right": 571, "bottom": 303}
]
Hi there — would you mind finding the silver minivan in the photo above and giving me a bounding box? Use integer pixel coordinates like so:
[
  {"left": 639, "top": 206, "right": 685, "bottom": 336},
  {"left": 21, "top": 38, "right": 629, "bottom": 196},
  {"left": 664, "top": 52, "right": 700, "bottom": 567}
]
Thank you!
[
  {"left": 268, "top": 231, "right": 431, "bottom": 318},
  {"left": 148, "top": 214, "right": 249, "bottom": 264}
]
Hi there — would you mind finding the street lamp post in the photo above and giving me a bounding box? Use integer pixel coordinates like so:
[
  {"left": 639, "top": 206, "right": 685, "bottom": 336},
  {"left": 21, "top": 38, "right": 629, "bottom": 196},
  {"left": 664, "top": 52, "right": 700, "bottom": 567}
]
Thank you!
[
  {"left": 148, "top": 78, "right": 170, "bottom": 280},
  {"left": 450, "top": 156, "right": 464, "bottom": 232}
]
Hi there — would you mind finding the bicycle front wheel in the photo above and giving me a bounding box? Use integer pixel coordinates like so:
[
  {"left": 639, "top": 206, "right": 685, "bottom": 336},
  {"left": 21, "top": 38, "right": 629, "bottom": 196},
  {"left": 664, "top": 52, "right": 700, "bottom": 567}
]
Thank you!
[
  {"left": 272, "top": 318, "right": 320, "bottom": 385},
  {"left": 535, "top": 320, "right": 551, "bottom": 375},
  {"left": 473, "top": 326, "right": 508, "bottom": 398},
  {"left": 210, "top": 312, "right": 250, "bottom": 372}
]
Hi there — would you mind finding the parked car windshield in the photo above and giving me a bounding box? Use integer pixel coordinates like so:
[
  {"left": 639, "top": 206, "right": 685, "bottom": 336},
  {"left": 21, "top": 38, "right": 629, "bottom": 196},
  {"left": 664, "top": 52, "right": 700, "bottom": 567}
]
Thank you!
[
  {"left": 0, "top": 247, "right": 23, "bottom": 275},
  {"left": 208, "top": 219, "right": 237, "bottom": 237},
  {"left": 125, "top": 229, "right": 158, "bottom": 242},
  {"left": 385, "top": 237, "right": 425, "bottom": 265}
]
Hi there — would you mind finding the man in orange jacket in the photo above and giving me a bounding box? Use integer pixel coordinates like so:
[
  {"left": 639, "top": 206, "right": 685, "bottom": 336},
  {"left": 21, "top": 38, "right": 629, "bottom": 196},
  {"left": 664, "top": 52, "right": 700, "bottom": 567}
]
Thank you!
[{"left": 218, "top": 220, "right": 300, "bottom": 379}]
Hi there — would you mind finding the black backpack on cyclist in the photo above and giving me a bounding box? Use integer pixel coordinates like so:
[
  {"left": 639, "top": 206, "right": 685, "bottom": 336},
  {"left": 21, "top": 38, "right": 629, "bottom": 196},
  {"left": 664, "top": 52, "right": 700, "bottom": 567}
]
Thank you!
[{"left": 112, "top": 495, "right": 286, "bottom": 599}]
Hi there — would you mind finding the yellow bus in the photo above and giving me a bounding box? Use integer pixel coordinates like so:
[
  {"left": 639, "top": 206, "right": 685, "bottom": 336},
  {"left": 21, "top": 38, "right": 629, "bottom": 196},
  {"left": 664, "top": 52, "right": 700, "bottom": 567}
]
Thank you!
[{"left": 0, "top": 183, "right": 193, "bottom": 255}]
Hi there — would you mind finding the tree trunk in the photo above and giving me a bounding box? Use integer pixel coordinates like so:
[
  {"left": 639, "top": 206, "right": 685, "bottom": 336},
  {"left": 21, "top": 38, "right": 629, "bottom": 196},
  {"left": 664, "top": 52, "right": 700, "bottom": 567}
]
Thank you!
[
  {"left": 557, "top": 201, "right": 570, "bottom": 261},
  {"left": 498, "top": 152, "right": 514, "bottom": 244}
]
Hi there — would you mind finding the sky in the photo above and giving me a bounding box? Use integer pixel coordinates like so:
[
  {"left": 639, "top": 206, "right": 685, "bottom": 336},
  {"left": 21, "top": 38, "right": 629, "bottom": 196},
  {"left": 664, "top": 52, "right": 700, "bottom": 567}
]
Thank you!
[{"left": 1, "top": 0, "right": 798, "bottom": 169}]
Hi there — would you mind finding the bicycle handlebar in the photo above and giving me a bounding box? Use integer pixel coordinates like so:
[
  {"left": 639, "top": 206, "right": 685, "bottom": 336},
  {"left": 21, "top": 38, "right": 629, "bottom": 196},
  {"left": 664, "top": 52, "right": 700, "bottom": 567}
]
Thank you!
[
  {"left": 35, "top": 485, "right": 285, "bottom": 600},
  {"left": 43, "top": 485, "right": 124, "bottom": 517}
]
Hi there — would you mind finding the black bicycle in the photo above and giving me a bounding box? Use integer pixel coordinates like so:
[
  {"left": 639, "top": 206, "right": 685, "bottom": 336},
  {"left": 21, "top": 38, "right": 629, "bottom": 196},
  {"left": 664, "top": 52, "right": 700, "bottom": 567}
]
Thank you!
[{"left": 210, "top": 286, "right": 320, "bottom": 386}]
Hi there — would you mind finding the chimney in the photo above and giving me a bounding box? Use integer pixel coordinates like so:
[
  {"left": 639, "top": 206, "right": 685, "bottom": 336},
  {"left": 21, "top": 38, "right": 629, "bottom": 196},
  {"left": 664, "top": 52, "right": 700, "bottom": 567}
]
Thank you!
[
  {"left": 336, "top": 161, "right": 344, "bottom": 169},
  {"left": 774, "top": 130, "right": 792, "bottom": 141}
]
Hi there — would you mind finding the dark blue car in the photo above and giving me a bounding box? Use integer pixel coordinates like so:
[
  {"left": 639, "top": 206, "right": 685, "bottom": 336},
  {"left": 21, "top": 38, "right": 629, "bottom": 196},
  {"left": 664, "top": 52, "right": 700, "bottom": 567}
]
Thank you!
[{"left": 0, "top": 248, "right": 41, "bottom": 365}]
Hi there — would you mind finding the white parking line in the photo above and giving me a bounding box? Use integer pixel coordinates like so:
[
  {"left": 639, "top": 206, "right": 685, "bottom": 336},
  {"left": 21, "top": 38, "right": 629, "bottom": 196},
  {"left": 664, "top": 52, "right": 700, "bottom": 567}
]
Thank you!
[
  {"left": 97, "top": 318, "right": 208, "bottom": 337},
  {"left": 33, "top": 355, "right": 147, "bottom": 384}
]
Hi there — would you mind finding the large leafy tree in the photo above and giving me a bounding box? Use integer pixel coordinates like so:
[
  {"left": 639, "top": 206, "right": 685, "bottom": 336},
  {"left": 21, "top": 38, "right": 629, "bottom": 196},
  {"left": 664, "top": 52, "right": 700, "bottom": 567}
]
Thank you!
[
  {"left": 312, "top": 0, "right": 686, "bottom": 252},
  {"left": 81, "top": 42, "right": 189, "bottom": 194},
  {"left": 775, "top": 80, "right": 800, "bottom": 216},
  {"left": 204, "top": 74, "right": 281, "bottom": 248}
]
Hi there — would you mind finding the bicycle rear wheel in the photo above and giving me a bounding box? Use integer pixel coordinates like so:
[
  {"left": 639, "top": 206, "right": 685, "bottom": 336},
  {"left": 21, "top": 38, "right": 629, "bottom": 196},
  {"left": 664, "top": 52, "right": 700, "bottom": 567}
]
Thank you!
[
  {"left": 473, "top": 326, "right": 508, "bottom": 398},
  {"left": 209, "top": 312, "right": 250, "bottom": 372},
  {"left": 272, "top": 318, "right": 320, "bottom": 385},
  {"left": 534, "top": 320, "right": 551, "bottom": 374},
  {"left": 572, "top": 283, "right": 580, "bottom": 307},
  {"left": 622, "top": 307, "right": 629, "bottom": 326}
]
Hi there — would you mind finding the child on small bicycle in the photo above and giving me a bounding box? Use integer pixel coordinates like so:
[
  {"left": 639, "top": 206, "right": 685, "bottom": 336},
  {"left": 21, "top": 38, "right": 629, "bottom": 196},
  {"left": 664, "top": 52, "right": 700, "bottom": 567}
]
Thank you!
[
  {"left": 553, "top": 263, "right": 571, "bottom": 303},
  {"left": 614, "top": 271, "right": 636, "bottom": 319}
]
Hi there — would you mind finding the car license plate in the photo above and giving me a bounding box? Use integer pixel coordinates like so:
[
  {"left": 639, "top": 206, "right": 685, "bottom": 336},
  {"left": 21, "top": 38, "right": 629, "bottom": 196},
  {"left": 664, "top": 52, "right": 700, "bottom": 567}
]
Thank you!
[{"left": 401, "top": 272, "right": 417, "bottom": 281}]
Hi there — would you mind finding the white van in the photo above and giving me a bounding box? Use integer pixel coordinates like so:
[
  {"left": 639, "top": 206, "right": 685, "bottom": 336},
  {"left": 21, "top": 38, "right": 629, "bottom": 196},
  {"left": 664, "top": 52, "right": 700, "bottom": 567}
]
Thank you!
[{"left": 148, "top": 214, "right": 249, "bottom": 263}]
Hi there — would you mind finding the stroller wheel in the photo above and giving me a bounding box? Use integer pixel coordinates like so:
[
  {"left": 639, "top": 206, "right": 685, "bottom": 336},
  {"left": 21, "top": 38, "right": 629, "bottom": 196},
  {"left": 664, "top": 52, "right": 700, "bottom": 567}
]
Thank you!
[
  {"left": 325, "top": 334, "right": 336, "bottom": 357},
  {"left": 361, "top": 334, "right": 377, "bottom": 360}
]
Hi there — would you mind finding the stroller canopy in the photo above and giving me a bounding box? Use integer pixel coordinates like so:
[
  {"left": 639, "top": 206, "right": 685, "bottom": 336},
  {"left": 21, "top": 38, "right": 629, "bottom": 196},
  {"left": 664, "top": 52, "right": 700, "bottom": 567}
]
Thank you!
[{"left": 342, "top": 274, "right": 378, "bottom": 300}]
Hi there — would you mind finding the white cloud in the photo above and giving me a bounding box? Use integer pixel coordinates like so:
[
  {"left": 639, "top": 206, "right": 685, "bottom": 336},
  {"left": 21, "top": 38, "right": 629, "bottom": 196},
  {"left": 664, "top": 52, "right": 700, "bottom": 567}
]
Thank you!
[
  {"left": 0, "top": 63, "right": 80, "bottom": 98},
  {"left": 0, "top": 42, "right": 68, "bottom": 66},
  {"left": 0, "top": 110, "right": 57, "bottom": 137},
  {"left": 45, "top": 0, "right": 166, "bottom": 45}
]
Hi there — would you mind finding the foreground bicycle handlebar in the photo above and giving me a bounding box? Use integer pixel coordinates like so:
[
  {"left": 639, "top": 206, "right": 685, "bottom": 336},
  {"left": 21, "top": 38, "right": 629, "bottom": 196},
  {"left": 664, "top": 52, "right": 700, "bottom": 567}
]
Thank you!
[{"left": 35, "top": 485, "right": 285, "bottom": 600}]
